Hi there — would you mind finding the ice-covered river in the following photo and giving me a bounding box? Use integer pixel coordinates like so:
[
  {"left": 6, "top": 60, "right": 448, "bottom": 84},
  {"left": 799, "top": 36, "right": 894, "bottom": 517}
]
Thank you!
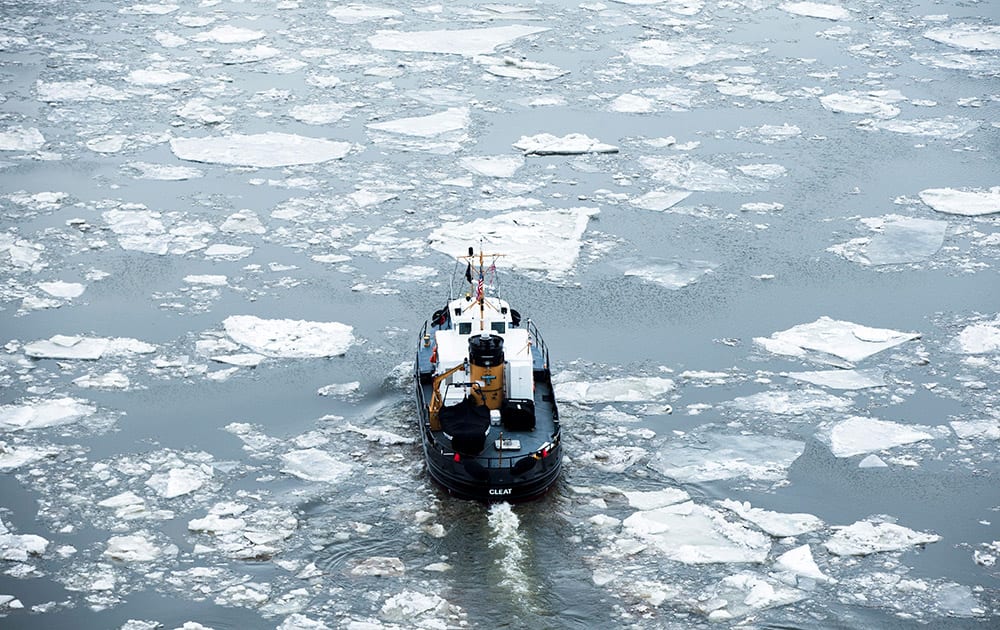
[{"left": 1, "top": 0, "right": 998, "bottom": 628}]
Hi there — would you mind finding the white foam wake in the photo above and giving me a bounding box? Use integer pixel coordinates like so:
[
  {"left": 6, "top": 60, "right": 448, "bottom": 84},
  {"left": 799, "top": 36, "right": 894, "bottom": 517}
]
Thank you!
[{"left": 487, "top": 502, "right": 533, "bottom": 603}]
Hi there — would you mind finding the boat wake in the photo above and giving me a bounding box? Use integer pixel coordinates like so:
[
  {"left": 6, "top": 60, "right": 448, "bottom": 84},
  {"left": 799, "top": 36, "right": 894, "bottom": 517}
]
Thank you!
[{"left": 487, "top": 502, "right": 535, "bottom": 606}]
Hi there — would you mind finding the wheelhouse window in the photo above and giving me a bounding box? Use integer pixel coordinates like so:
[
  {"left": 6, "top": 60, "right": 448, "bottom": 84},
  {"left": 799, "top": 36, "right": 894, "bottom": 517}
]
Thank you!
[
  {"left": 458, "top": 322, "right": 472, "bottom": 335},
  {"left": 491, "top": 322, "right": 506, "bottom": 334}
]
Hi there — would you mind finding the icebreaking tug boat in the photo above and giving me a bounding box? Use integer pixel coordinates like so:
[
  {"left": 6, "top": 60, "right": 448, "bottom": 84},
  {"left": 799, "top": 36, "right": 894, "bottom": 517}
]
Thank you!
[{"left": 414, "top": 247, "right": 561, "bottom": 501}]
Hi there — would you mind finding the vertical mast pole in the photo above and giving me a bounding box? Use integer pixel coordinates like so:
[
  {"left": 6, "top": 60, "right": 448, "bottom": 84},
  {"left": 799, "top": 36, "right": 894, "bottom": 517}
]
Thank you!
[{"left": 478, "top": 243, "right": 485, "bottom": 330}]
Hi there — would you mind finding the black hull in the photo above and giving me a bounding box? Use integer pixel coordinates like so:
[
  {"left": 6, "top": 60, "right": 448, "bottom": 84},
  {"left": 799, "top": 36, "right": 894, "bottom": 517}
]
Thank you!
[{"left": 421, "top": 434, "right": 562, "bottom": 502}]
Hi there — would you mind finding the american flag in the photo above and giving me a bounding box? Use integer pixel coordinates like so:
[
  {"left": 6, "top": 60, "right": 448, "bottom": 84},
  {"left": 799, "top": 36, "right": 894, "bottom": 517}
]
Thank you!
[{"left": 476, "top": 271, "right": 484, "bottom": 301}]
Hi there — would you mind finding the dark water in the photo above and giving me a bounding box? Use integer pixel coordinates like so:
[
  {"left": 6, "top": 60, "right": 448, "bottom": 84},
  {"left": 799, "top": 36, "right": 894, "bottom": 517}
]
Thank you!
[{"left": 1, "top": 0, "right": 998, "bottom": 628}]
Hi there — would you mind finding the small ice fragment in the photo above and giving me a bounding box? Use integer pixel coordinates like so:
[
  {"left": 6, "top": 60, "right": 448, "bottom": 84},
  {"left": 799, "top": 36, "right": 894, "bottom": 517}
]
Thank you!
[
  {"left": 859, "top": 454, "right": 889, "bottom": 468},
  {"left": 145, "top": 466, "right": 212, "bottom": 498},
  {"left": 351, "top": 557, "right": 405, "bottom": 577},
  {"left": 954, "top": 320, "right": 1000, "bottom": 354},
  {"left": 786, "top": 369, "right": 885, "bottom": 390},
  {"left": 774, "top": 544, "right": 833, "bottom": 582}
]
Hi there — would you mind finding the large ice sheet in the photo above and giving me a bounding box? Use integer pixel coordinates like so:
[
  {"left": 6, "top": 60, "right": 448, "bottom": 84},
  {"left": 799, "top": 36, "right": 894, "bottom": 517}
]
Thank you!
[
  {"left": 170, "top": 133, "right": 354, "bottom": 167},
  {"left": 919, "top": 187, "right": 1000, "bottom": 217},
  {"left": 755, "top": 316, "right": 920, "bottom": 363},
  {"left": 621, "top": 501, "right": 772, "bottom": 563},
  {"left": 223, "top": 316, "right": 354, "bottom": 358},
  {"left": 428, "top": 207, "right": 597, "bottom": 281},
  {"left": 821, "top": 416, "right": 934, "bottom": 457},
  {"left": 650, "top": 434, "right": 804, "bottom": 483},
  {"left": 368, "top": 108, "right": 469, "bottom": 138},
  {"left": 368, "top": 25, "right": 549, "bottom": 56}
]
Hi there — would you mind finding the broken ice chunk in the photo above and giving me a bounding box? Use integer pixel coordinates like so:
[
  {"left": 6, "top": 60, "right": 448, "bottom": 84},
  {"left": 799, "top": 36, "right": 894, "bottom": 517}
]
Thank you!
[
  {"left": 754, "top": 316, "right": 920, "bottom": 363},
  {"left": 223, "top": 316, "right": 354, "bottom": 358},
  {"left": 650, "top": 434, "right": 804, "bottom": 483},
  {"left": 774, "top": 544, "right": 834, "bottom": 582},
  {"left": 824, "top": 519, "right": 941, "bottom": 555},
  {"left": 917, "top": 187, "right": 1000, "bottom": 216},
  {"left": 786, "top": 368, "right": 886, "bottom": 390},
  {"left": 513, "top": 133, "right": 618, "bottom": 155},
  {"left": 280, "top": 448, "right": 352, "bottom": 482},
  {"left": 555, "top": 376, "right": 674, "bottom": 403},
  {"left": 367, "top": 25, "right": 548, "bottom": 56},
  {"left": 145, "top": 465, "right": 213, "bottom": 498},
  {"left": 170, "top": 133, "right": 355, "bottom": 168},
  {"left": 0, "top": 397, "right": 96, "bottom": 432},
  {"left": 718, "top": 500, "right": 824, "bottom": 537},
  {"left": 954, "top": 319, "right": 1000, "bottom": 354},
  {"left": 821, "top": 416, "right": 934, "bottom": 458}
]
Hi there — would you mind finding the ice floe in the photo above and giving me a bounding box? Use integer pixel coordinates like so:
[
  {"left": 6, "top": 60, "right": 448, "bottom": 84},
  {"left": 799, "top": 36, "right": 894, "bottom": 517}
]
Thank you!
[
  {"left": 650, "top": 434, "right": 804, "bottom": 483},
  {"left": 428, "top": 207, "right": 597, "bottom": 281},
  {"left": 729, "top": 388, "right": 850, "bottom": 415},
  {"left": 717, "top": 500, "right": 824, "bottom": 537},
  {"left": 629, "top": 190, "right": 691, "bottom": 211},
  {"left": 638, "top": 155, "right": 758, "bottom": 192},
  {"left": 0, "top": 126, "right": 45, "bottom": 151},
  {"left": 367, "top": 107, "right": 469, "bottom": 153},
  {"left": 280, "top": 448, "right": 352, "bottom": 482},
  {"left": 829, "top": 215, "right": 947, "bottom": 266},
  {"left": 24, "top": 335, "right": 156, "bottom": 360},
  {"left": 621, "top": 501, "right": 772, "bottom": 563},
  {"left": 919, "top": 187, "right": 1000, "bottom": 217},
  {"left": 328, "top": 5, "right": 402, "bottom": 24},
  {"left": 368, "top": 25, "right": 548, "bottom": 56},
  {"left": 779, "top": 2, "right": 851, "bottom": 21},
  {"left": 821, "top": 416, "right": 935, "bottom": 458},
  {"left": 699, "top": 571, "right": 807, "bottom": 620},
  {"left": 786, "top": 368, "right": 886, "bottom": 389},
  {"left": 170, "top": 133, "right": 355, "bottom": 168},
  {"left": 0, "top": 442, "right": 59, "bottom": 470},
  {"left": 477, "top": 55, "right": 568, "bottom": 80},
  {"left": 620, "top": 258, "right": 716, "bottom": 290},
  {"left": 146, "top": 465, "right": 213, "bottom": 498},
  {"left": 458, "top": 155, "right": 524, "bottom": 178},
  {"left": 222, "top": 316, "right": 354, "bottom": 358},
  {"left": 125, "top": 162, "right": 204, "bottom": 180},
  {"left": 624, "top": 38, "right": 759, "bottom": 70},
  {"left": 824, "top": 519, "right": 941, "bottom": 555},
  {"left": 755, "top": 316, "right": 920, "bottom": 364},
  {"left": 513, "top": 133, "right": 618, "bottom": 155},
  {"left": 820, "top": 91, "right": 900, "bottom": 118},
  {"left": 923, "top": 24, "right": 1000, "bottom": 51},
  {"left": 774, "top": 544, "right": 834, "bottom": 583},
  {"left": 954, "top": 319, "right": 1000, "bottom": 354},
  {"left": 556, "top": 376, "right": 674, "bottom": 403},
  {"left": 105, "top": 531, "right": 178, "bottom": 562},
  {"left": 0, "top": 397, "right": 96, "bottom": 432}
]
